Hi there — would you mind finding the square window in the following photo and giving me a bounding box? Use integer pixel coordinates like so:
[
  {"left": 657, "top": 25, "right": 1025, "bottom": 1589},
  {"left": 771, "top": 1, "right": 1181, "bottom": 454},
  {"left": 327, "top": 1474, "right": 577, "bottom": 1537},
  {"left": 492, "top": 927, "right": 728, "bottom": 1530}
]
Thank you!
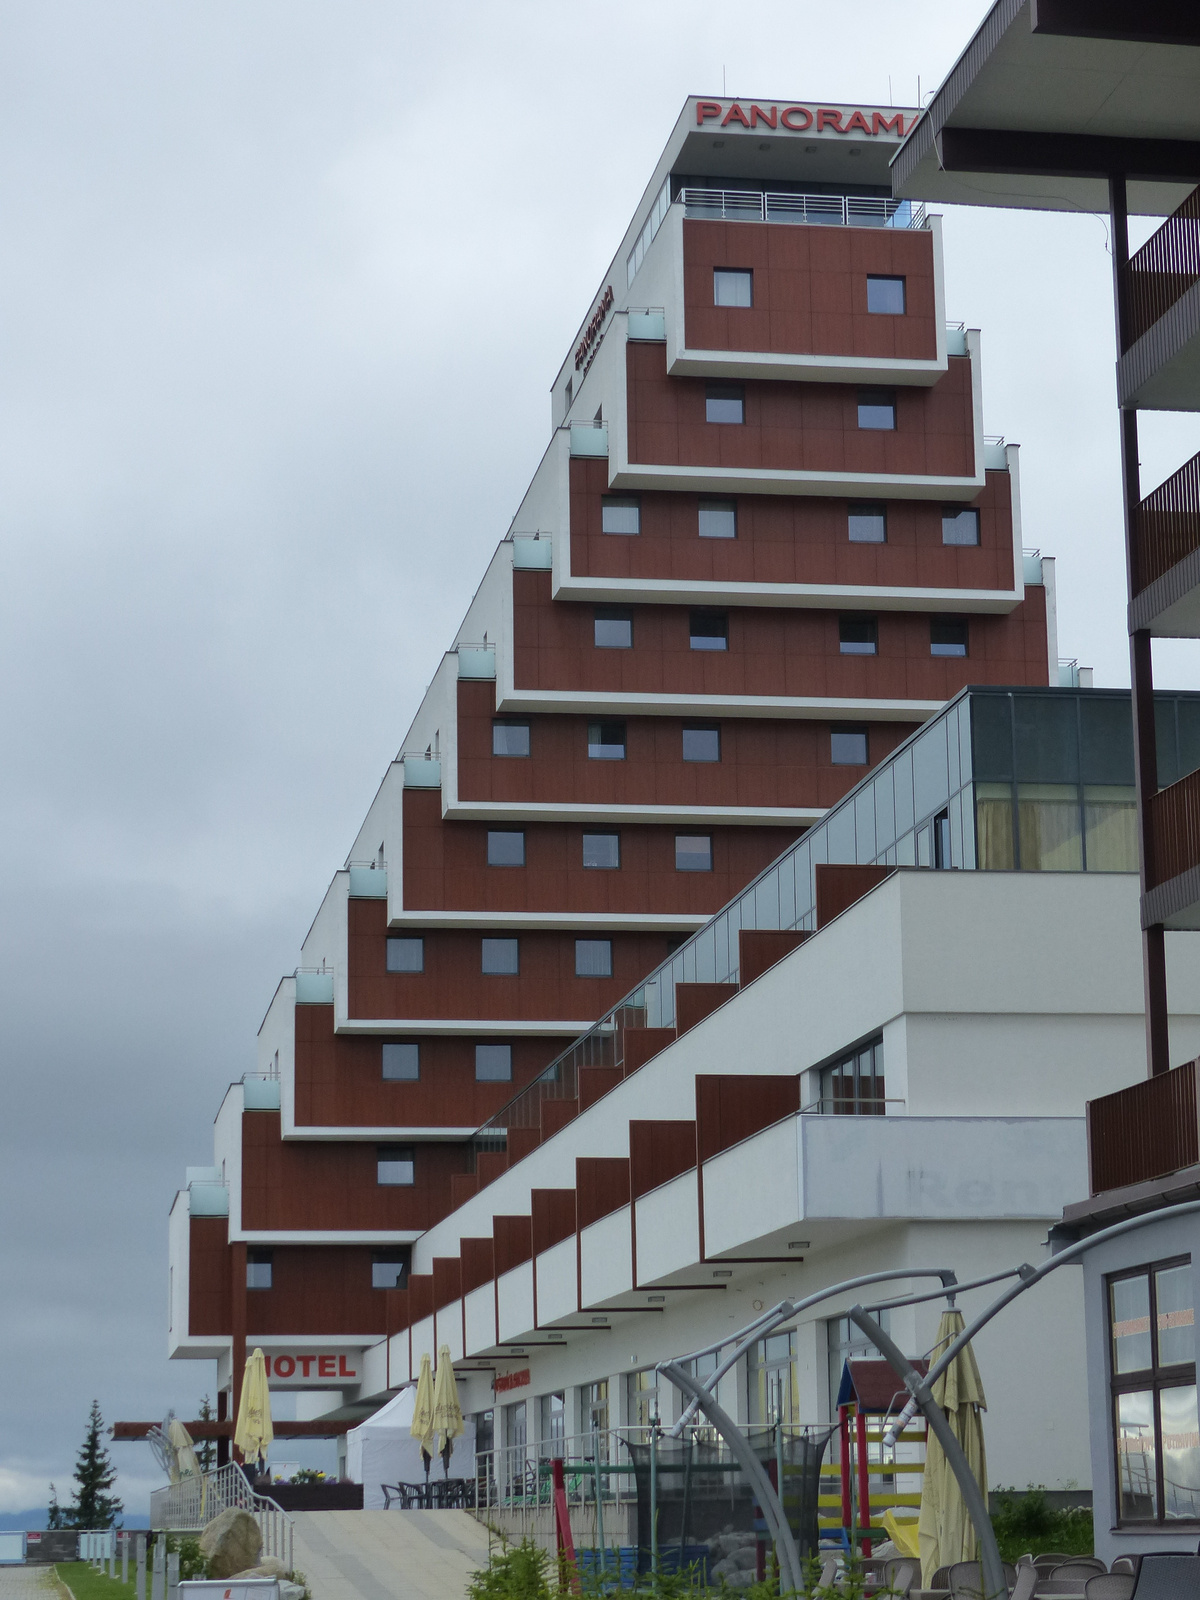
[
  {"left": 839, "top": 617, "right": 878, "bottom": 655},
  {"left": 689, "top": 611, "right": 728, "bottom": 651},
  {"left": 858, "top": 389, "right": 896, "bottom": 430},
  {"left": 377, "top": 1144, "right": 415, "bottom": 1185},
  {"left": 698, "top": 499, "right": 737, "bottom": 539},
  {"left": 246, "top": 1250, "right": 273, "bottom": 1291},
  {"left": 714, "top": 269, "right": 753, "bottom": 308},
  {"left": 386, "top": 937, "right": 424, "bottom": 974},
  {"left": 831, "top": 727, "right": 868, "bottom": 766},
  {"left": 588, "top": 720, "right": 626, "bottom": 760},
  {"left": 848, "top": 503, "right": 886, "bottom": 544},
  {"left": 931, "top": 618, "right": 968, "bottom": 658},
  {"left": 682, "top": 725, "right": 721, "bottom": 762},
  {"left": 601, "top": 497, "right": 640, "bottom": 536},
  {"left": 943, "top": 508, "right": 981, "bottom": 546},
  {"left": 706, "top": 383, "right": 745, "bottom": 425},
  {"left": 582, "top": 832, "right": 620, "bottom": 869},
  {"left": 492, "top": 721, "right": 531, "bottom": 757},
  {"left": 867, "top": 276, "right": 906, "bottom": 315},
  {"left": 475, "top": 1043, "right": 513, "bottom": 1082},
  {"left": 575, "top": 938, "right": 613, "bottom": 978},
  {"left": 382, "top": 1042, "right": 420, "bottom": 1081},
  {"left": 482, "top": 937, "right": 519, "bottom": 975},
  {"left": 675, "top": 835, "right": 713, "bottom": 872},
  {"left": 487, "top": 830, "right": 526, "bottom": 867},
  {"left": 372, "top": 1254, "right": 409, "bottom": 1290},
  {"left": 594, "top": 607, "right": 633, "bottom": 648}
]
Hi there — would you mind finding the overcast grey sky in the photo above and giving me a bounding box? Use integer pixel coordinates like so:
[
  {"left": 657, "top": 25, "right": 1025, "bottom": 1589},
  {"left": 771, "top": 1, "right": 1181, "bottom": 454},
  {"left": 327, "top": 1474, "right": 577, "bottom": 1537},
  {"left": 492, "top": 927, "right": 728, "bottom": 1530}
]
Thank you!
[{"left": 1, "top": 0, "right": 1197, "bottom": 1520}]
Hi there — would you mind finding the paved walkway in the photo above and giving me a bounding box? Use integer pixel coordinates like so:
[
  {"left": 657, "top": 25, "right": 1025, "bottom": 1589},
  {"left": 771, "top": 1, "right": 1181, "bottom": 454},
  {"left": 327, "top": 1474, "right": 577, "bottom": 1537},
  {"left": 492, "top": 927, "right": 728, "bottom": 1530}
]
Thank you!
[
  {"left": 0, "top": 1571, "right": 62, "bottom": 1600},
  {"left": 290, "top": 1510, "right": 492, "bottom": 1600}
]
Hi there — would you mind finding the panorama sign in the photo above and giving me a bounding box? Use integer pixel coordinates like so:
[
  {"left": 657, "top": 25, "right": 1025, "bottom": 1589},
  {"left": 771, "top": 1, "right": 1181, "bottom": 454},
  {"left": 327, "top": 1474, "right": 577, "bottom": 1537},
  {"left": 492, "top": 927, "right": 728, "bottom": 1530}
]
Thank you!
[{"left": 694, "top": 100, "right": 915, "bottom": 138}]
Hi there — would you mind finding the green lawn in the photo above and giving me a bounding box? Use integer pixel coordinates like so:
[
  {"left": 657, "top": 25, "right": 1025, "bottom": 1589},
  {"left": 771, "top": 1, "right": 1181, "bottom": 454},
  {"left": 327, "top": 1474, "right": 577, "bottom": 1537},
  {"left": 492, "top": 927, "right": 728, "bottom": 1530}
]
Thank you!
[{"left": 56, "top": 1561, "right": 139, "bottom": 1600}]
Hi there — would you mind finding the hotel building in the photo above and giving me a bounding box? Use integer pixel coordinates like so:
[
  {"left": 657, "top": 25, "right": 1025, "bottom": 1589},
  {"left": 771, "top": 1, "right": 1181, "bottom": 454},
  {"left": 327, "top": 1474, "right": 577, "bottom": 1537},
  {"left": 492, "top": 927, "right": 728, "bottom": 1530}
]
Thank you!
[{"left": 168, "top": 97, "right": 1071, "bottom": 1456}]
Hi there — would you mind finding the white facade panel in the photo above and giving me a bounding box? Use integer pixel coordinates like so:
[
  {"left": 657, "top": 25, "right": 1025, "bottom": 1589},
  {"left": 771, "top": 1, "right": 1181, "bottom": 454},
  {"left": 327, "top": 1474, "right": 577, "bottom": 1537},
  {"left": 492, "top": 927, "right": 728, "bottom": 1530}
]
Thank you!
[
  {"left": 579, "top": 1210, "right": 632, "bottom": 1307},
  {"left": 635, "top": 1174, "right": 700, "bottom": 1284},
  {"left": 496, "top": 1264, "right": 536, "bottom": 1344},
  {"left": 535, "top": 1237, "right": 578, "bottom": 1325},
  {"left": 463, "top": 1284, "right": 496, "bottom": 1356}
]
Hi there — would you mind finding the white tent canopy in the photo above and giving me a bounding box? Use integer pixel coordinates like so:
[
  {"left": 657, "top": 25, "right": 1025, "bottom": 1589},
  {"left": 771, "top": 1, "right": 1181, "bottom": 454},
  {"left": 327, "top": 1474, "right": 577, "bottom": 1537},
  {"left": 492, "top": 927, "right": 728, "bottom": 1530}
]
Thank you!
[{"left": 345, "top": 1385, "right": 477, "bottom": 1509}]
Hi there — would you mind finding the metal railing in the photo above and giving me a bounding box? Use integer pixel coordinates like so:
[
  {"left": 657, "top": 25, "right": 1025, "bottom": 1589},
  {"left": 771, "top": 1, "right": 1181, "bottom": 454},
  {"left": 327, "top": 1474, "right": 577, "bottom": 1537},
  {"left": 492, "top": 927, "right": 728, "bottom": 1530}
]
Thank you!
[
  {"left": 1121, "top": 183, "right": 1200, "bottom": 349},
  {"left": 680, "top": 188, "right": 925, "bottom": 230},
  {"left": 1134, "top": 448, "right": 1200, "bottom": 593},
  {"left": 1087, "top": 1058, "right": 1198, "bottom": 1195},
  {"left": 1147, "top": 765, "right": 1200, "bottom": 891},
  {"left": 149, "top": 1463, "right": 293, "bottom": 1570}
]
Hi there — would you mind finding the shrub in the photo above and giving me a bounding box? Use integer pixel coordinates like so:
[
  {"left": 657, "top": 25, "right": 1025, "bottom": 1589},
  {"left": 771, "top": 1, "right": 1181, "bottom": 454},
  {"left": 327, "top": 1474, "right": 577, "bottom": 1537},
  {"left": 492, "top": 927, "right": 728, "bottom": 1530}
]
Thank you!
[{"left": 991, "top": 1487, "right": 1094, "bottom": 1562}]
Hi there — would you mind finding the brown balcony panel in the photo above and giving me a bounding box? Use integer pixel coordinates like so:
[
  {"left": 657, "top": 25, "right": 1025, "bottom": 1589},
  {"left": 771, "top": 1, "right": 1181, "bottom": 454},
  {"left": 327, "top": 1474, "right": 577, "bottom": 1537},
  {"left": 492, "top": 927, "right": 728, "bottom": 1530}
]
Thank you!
[
  {"left": 1121, "top": 186, "right": 1200, "bottom": 350},
  {"left": 1131, "top": 449, "right": 1200, "bottom": 634},
  {"left": 540, "top": 1098, "right": 580, "bottom": 1140},
  {"left": 1145, "top": 768, "right": 1200, "bottom": 928},
  {"left": 1088, "top": 1060, "right": 1198, "bottom": 1194},
  {"left": 675, "top": 982, "right": 738, "bottom": 1035},
  {"left": 475, "top": 1151, "right": 509, "bottom": 1190},
  {"left": 579, "top": 1066, "right": 622, "bottom": 1110},
  {"left": 738, "top": 929, "right": 811, "bottom": 987},
  {"left": 815, "top": 863, "right": 894, "bottom": 928},
  {"left": 622, "top": 1027, "right": 676, "bottom": 1075}
]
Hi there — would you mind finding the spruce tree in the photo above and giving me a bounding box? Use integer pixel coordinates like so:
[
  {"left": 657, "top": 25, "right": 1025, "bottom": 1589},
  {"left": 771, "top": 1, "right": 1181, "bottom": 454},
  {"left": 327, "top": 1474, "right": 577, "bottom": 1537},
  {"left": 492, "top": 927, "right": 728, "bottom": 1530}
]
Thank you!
[
  {"left": 196, "top": 1397, "right": 216, "bottom": 1473},
  {"left": 47, "top": 1483, "right": 64, "bottom": 1529},
  {"left": 67, "top": 1400, "right": 123, "bottom": 1528}
]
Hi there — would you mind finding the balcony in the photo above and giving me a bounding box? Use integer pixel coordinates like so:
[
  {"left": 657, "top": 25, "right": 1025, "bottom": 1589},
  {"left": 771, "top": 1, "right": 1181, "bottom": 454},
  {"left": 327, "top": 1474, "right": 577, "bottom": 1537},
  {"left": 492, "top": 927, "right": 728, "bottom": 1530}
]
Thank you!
[
  {"left": 569, "top": 421, "right": 608, "bottom": 458},
  {"left": 186, "top": 1168, "right": 229, "bottom": 1217},
  {"left": 1117, "top": 185, "right": 1200, "bottom": 411},
  {"left": 1145, "top": 766, "right": 1200, "bottom": 928},
  {"left": 1129, "top": 449, "right": 1200, "bottom": 636},
  {"left": 294, "top": 969, "right": 334, "bottom": 1005},
  {"left": 1087, "top": 1060, "right": 1199, "bottom": 1196},
  {"left": 680, "top": 188, "right": 926, "bottom": 230},
  {"left": 347, "top": 864, "right": 387, "bottom": 899}
]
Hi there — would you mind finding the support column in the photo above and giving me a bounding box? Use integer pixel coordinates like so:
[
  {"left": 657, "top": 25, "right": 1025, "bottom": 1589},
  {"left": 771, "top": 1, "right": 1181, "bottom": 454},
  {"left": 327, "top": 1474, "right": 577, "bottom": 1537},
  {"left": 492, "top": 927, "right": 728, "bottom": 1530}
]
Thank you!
[
  {"left": 1110, "top": 173, "right": 1171, "bottom": 1077},
  {"left": 216, "top": 1389, "right": 229, "bottom": 1468},
  {"left": 230, "top": 1240, "right": 247, "bottom": 1454}
]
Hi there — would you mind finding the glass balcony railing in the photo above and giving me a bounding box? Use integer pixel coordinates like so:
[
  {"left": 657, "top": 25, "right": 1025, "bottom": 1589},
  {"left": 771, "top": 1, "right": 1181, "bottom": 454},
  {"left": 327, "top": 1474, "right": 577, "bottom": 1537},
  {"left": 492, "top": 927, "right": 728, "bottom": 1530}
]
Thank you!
[{"left": 680, "top": 188, "right": 926, "bottom": 230}]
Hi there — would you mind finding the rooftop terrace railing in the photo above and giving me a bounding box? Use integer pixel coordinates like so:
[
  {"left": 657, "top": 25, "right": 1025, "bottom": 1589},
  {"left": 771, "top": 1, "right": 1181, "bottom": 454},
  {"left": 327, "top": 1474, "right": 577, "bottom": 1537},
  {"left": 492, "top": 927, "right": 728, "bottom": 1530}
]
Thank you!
[
  {"left": 1134, "top": 448, "right": 1200, "bottom": 594},
  {"left": 1121, "top": 183, "right": 1200, "bottom": 349},
  {"left": 680, "top": 188, "right": 925, "bottom": 230}
]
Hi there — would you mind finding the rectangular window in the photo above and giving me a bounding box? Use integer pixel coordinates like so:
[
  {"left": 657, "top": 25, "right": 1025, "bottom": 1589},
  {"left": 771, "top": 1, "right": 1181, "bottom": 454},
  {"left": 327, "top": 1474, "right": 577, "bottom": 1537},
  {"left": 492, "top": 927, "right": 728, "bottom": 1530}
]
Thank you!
[
  {"left": 601, "top": 496, "right": 640, "bottom": 535},
  {"left": 848, "top": 503, "right": 887, "bottom": 544},
  {"left": 858, "top": 389, "right": 897, "bottom": 430},
  {"left": 377, "top": 1145, "right": 415, "bottom": 1186},
  {"left": 706, "top": 383, "right": 745, "bottom": 425},
  {"left": 540, "top": 1391, "right": 566, "bottom": 1456},
  {"left": 382, "top": 1041, "right": 420, "bottom": 1081},
  {"left": 831, "top": 726, "right": 868, "bottom": 766},
  {"left": 683, "top": 724, "right": 721, "bottom": 763},
  {"left": 386, "top": 937, "right": 424, "bottom": 974},
  {"left": 714, "top": 269, "right": 753, "bottom": 308},
  {"left": 839, "top": 617, "right": 878, "bottom": 656},
  {"left": 698, "top": 499, "right": 737, "bottom": 539},
  {"left": 372, "top": 1253, "right": 409, "bottom": 1290},
  {"left": 689, "top": 611, "right": 728, "bottom": 651},
  {"left": 748, "top": 1332, "right": 798, "bottom": 1426},
  {"left": 575, "top": 938, "right": 613, "bottom": 978},
  {"left": 475, "top": 1043, "right": 513, "bottom": 1082},
  {"left": 581, "top": 1379, "right": 609, "bottom": 1438},
  {"left": 867, "top": 276, "right": 906, "bottom": 315},
  {"left": 594, "top": 607, "right": 633, "bottom": 649},
  {"left": 482, "top": 938, "right": 519, "bottom": 975},
  {"left": 588, "top": 720, "right": 626, "bottom": 760},
  {"left": 1109, "top": 1258, "right": 1198, "bottom": 1525},
  {"left": 675, "top": 834, "right": 713, "bottom": 872},
  {"left": 246, "top": 1250, "right": 273, "bottom": 1291},
  {"left": 487, "top": 830, "right": 526, "bottom": 867},
  {"left": 627, "top": 1368, "right": 660, "bottom": 1429},
  {"left": 931, "top": 618, "right": 968, "bottom": 658},
  {"left": 582, "top": 832, "right": 621, "bottom": 869},
  {"left": 492, "top": 721, "right": 531, "bottom": 758},
  {"left": 821, "top": 1037, "right": 885, "bottom": 1114},
  {"left": 943, "top": 508, "right": 981, "bottom": 546}
]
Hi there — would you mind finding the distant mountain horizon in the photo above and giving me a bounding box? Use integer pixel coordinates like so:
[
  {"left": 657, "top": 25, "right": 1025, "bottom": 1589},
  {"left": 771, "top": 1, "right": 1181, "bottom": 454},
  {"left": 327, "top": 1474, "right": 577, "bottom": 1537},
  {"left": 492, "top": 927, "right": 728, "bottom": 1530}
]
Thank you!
[{"left": 0, "top": 1511, "right": 151, "bottom": 1532}]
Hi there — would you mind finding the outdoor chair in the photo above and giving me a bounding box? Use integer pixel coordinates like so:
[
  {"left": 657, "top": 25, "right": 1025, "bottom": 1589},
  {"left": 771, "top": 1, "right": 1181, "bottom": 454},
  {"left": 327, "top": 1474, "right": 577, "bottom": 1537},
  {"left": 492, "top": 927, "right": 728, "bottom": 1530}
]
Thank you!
[
  {"left": 1010, "top": 1565, "right": 1039, "bottom": 1600},
  {"left": 1052, "top": 1564, "right": 1108, "bottom": 1583},
  {"left": 931, "top": 1568, "right": 952, "bottom": 1591},
  {"left": 1129, "top": 1553, "right": 1200, "bottom": 1600},
  {"left": 1110, "top": 1561, "right": 1137, "bottom": 1577},
  {"left": 872, "top": 1560, "right": 916, "bottom": 1596},
  {"left": 949, "top": 1560, "right": 1019, "bottom": 1599},
  {"left": 1085, "top": 1575, "right": 1135, "bottom": 1600},
  {"left": 1034, "top": 1558, "right": 1077, "bottom": 1576}
]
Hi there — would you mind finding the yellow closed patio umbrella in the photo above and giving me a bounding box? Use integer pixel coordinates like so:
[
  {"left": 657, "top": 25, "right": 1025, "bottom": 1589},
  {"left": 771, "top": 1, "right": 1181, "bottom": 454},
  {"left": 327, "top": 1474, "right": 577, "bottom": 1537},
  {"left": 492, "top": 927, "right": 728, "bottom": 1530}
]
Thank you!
[
  {"left": 234, "top": 1347, "right": 274, "bottom": 1470},
  {"left": 432, "top": 1344, "right": 465, "bottom": 1476},
  {"left": 918, "top": 1309, "right": 989, "bottom": 1588},
  {"left": 411, "top": 1352, "right": 436, "bottom": 1484},
  {"left": 167, "top": 1418, "right": 201, "bottom": 1482}
]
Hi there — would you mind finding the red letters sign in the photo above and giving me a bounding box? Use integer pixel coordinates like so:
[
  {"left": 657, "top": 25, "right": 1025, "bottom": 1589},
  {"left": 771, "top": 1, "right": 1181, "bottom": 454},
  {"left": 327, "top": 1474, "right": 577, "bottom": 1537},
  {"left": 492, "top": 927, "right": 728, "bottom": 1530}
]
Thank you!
[
  {"left": 695, "top": 100, "right": 911, "bottom": 138},
  {"left": 575, "top": 286, "right": 614, "bottom": 371},
  {"left": 263, "top": 1351, "right": 359, "bottom": 1383},
  {"left": 494, "top": 1368, "right": 531, "bottom": 1394}
]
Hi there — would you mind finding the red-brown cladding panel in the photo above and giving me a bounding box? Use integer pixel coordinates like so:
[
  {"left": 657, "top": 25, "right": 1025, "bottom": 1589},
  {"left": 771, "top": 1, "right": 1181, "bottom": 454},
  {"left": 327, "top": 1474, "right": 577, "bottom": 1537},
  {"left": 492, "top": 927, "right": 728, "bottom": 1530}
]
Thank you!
[
  {"left": 475, "top": 1152, "right": 509, "bottom": 1191},
  {"left": 575, "top": 1157, "right": 631, "bottom": 1229},
  {"left": 814, "top": 863, "right": 894, "bottom": 928},
  {"left": 531, "top": 1189, "right": 578, "bottom": 1255},
  {"left": 407, "top": 1274, "right": 434, "bottom": 1322},
  {"left": 189, "top": 1217, "right": 232, "bottom": 1336},
  {"left": 461, "top": 1238, "right": 496, "bottom": 1296},
  {"left": 493, "top": 1215, "right": 534, "bottom": 1276},
  {"left": 623, "top": 1028, "right": 678, "bottom": 1075},
  {"left": 738, "top": 929, "right": 811, "bottom": 987},
  {"left": 450, "top": 1174, "right": 479, "bottom": 1210},
  {"left": 695, "top": 1075, "right": 801, "bottom": 1163},
  {"left": 579, "top": 1066, "right": 623, "bottom": 1110},
  {"left": 432, "top": 1257, "right": 462, "bottom": 1312},
  {"left": 629, "top": 1121, "right": 698, "bottom": 1200},
  {"left": 540, "top": 1099, "right": 580, "bottom": 1141},
  {"left": 507, "top": 1128, "right": 542, "bottom": 1167},
  {"left": 245, "top": 1245, "right": 398, "bottom": 1337},
  {"left": 385, "top": 1286, "right": 409, "bottom": 1335},
  {"left": 675, "top": 982, "right": 739, "bottom": 1036}
]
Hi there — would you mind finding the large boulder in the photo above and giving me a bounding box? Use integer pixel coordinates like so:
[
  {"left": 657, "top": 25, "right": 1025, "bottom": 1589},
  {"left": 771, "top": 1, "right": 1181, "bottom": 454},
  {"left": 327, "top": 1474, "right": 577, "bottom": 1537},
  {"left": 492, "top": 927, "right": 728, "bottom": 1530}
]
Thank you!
[
  {"left": 199, "top": 1508, "right": 262, "bottom": 1578},
  {"left": 231, "top": 1561, "right": 288, "bottom": 1580}
]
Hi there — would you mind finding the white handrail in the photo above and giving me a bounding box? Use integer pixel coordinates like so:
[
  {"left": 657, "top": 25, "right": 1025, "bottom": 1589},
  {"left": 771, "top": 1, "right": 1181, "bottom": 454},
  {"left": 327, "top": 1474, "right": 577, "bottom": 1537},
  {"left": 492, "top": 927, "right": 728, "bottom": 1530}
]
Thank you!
[
  {"left": 680, "top": 188, "right": 925, "bottom": 230},
  {"left": 149, "top": 1462, "right": 293, "bottom": 1573}
]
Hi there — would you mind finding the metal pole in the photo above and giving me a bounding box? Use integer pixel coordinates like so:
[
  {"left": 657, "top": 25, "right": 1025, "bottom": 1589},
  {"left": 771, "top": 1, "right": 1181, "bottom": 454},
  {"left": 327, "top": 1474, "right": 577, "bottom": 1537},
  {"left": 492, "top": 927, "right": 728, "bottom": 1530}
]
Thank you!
[
  {"left": 167, "top": 1552, "right": 180, "bottom": 1600},
  {"left": 122, "top": 1532, "right": 129, "bottom": 1584},
  {"left": 592, "top": 1435, "right": 606, "bottom": 1570},
  {"left": 661, "top": 1362, "right": 805, "bottom": 1596},
  {"left": 136, "top": 1535, "right": 146, "bottom": 1600},
  {"left": 849, "top": 1310, "right": 1006, "bottom": 1600},
  {"left": 649, "top": 1426, "right": 658, "bottom": 1573}
]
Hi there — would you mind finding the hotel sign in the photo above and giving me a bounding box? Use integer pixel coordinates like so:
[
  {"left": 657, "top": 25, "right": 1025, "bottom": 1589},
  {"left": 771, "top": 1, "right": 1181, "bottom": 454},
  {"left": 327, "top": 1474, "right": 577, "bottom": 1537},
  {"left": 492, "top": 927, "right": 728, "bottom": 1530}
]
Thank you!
[
  {"left": 695, "top": 101, "right": 914, "bottom": 138},
  {"left": 263, "top": 1350, "right": 361, "bottom": 1386}
]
